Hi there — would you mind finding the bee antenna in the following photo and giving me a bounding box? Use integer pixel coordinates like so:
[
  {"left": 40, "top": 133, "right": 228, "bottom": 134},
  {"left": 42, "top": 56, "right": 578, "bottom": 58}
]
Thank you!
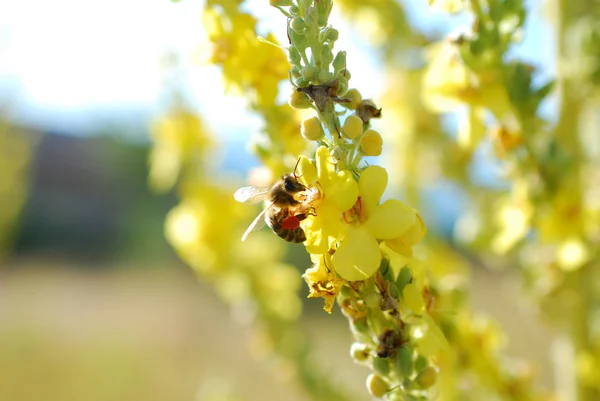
[{"left": 293, "top": 157, "right": 302, "bottom": 179}]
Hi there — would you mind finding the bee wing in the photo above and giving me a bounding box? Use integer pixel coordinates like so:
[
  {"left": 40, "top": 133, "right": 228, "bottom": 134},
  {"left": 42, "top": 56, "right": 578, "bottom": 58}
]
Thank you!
[
  {"left": 234, "top": 186, "right": 269, "bottom": 204},
  {"left": 241, "top": 206, "right": 271, "bottom": 242}
]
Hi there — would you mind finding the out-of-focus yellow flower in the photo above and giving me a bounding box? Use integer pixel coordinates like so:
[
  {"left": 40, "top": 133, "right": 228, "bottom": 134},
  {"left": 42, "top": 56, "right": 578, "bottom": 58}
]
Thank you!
[
  {"left": 556, "top": 237, "right": 590, "bottom": 272},
  {"left": 423, "top": 40, "right": 512, "bottom": 118},
  {"left": 303, "top": 254, "right": 345, "bottom": 313},
  {"left": 203, "top": 8, "right": 290, "bottom": 106},
  {"left": 428, "top": 0, "right": 467, "bottom": 13},
  {"left": 492, "top": 187, "right": 533, "bottom": 254},
  {"left": 149, "top": 110, "right": 212, "bottom": 192}
]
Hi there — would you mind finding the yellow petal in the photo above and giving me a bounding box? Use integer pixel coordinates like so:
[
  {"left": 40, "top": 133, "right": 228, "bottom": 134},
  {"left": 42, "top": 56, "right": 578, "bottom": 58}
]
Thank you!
[
  {"left": 398, "top": 212, "right": 427, "bottom": 245},
  {"left": 298, "top": 156, "right": 317, "bottom": 186},
  {"left": 359, "top": 166, "right": 387, "bottom": 213},
  {"left": 303, "top": 216, "right": 330, "bottom": 254},
  {"left": 331, "top": 170, "right": 359, "bottom": 211},
  {"left": 403, "top": 282, "right": 425, "bottom": 313},
  {"left": 365, "top": 200, "right": 416, "bottom": 239},
  {"left": 332, "top": 227, "right": 381, "bottom": 281},
  {"left": 415, "top": 314, "right": 449, "bottom": 356},
  {"left": 316, "top": 146, "right": 335, "bottom": 189}
]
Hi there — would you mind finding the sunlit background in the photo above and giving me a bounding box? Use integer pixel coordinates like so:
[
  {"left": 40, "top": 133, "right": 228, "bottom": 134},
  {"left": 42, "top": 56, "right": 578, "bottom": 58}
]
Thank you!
[{"left": 0, "top": 0, "right": 557, "bottom": 400}]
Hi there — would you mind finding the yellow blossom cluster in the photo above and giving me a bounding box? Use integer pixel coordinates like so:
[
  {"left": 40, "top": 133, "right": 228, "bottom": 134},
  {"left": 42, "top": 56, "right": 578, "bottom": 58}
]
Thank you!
[{"left": 294, "top": 146, "right": 426, "bottom": 311}]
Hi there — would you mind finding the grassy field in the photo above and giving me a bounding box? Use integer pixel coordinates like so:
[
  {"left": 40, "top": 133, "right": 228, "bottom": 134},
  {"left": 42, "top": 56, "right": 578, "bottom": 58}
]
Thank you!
[{"left": 0, "top": 260, "right": 554, "bottom": 401}]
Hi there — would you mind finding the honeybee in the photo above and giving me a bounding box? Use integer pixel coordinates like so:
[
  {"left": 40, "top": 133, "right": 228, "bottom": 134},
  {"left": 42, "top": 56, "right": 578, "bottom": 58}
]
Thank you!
[{"left": 234, "top": 173, "right": 317, "bottom": 243}]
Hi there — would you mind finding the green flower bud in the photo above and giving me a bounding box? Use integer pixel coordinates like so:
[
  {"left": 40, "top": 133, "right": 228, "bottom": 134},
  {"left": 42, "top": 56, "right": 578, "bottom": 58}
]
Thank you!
[
  {"left": 317, "top": 69, "right": 332, "bottom": 83},
  {"left": 395, "top": 346, "right": 414, "bottom": 378},
  {"left": 321, "top": 45, "right": 334, "bottom": 65},
  {"left": 291, "top": 65, "right": 302, "bottom": 78},
  {"left": 289, "top": 91, "right": 312, "bottom": 109},
  {"left": 389, "top": 283, "right": 399, "bottom": 299},
  {"left": 301, "top": 116, "right": 325, "bottom": 140},
  {"left": 294, "top": 77, "right": 309, "bottom": 87},
  {"left": 379, "top": 257, "right": 390, "bottom": 276},
  {"left": 364, "top": 291, "right": 380, "bottom": 309},
  {"left": 333, "top": 50, "right": 346, "bottom": 72},
  {"left": 305, "top": 6, "right": 318, "bottom": 27},
  {"left": 288, "top": 27, "right": 308, "bottom": 52},
  {"left": 289, "top": 5, "right": 300, "bottom": 15},
  {"left": 396, "top": 266, "right": 412, "bottom": 293},
  {"left": 342, "top": 115, "right": 363, "bottom": 139},
  {"left": 351, "top": 319, "right": 370, "bottom": 336},
  {"left": 415, "top": 367, "right": 438, "bottom": 389},
  {"left": 414, "top": 355, "right": 428, "bottom": 372},
  {"left": 290, "top": 17, "right": 306, "bottom": 32},
  {"left": 340, "top": 68, "right": 351, "bottom": 80},
  {"left": 288, "top": 46, "right": 302, "bottom": 66},
  {"left": 336, "top": 74, "right": 348, "bottom": 96},
  {"left": 343, "top": 88, "right": 362, "bottom": 110},
  {"left": 316, "top": 0, "right": 332, "bottom": 26},
  {"left": 302, "top": 65, "right": 316, "bottom": 81},
  {"left": 366, "top": 374, "right": 388, "bottom": 398},
  {"left": 373, "top": 357, "right": 391, "bottom": 375},
  {"left": 350, "top": 342, "right": 370, "bottom": 362},
  {"left": 339, "top": 284, "right": 352, "bottom": 298},
  {"left": 326, "top": 28, "right": 339, "bottom": 42}
]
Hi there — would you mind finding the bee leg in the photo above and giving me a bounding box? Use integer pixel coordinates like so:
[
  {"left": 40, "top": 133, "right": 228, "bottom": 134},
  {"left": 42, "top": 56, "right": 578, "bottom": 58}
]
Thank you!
[{"left": 294, "top": 213, "right": 309, "bottom": 222}]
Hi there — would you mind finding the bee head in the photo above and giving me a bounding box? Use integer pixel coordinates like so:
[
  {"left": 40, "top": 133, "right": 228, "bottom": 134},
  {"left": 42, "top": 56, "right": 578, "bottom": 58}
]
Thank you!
[{"left": 282, "top": 174, "right": 306, "bottom": 193}]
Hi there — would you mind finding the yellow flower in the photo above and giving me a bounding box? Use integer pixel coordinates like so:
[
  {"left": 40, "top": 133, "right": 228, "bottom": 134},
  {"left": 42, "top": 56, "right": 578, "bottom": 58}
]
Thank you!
[
  {"left": 203, "top": 8, "right": 289, "bottom": 106},
  {"left": 299, "top": 150, "right": 422, "bottom": 281},
  {"left": 303, "top": 254, "right": 345, "bottom": 313},
  {"left": 149, "top": 110, "right": 212, "bottom": 192},
  {"left": 297, "top": 146, "right": 360, "bottom": 254},
  {"left": 422, "top": 40, "right": 512, "bottom": 119},
  {"left": 331, "top": 166, "right": 421, "bottom": 281}
]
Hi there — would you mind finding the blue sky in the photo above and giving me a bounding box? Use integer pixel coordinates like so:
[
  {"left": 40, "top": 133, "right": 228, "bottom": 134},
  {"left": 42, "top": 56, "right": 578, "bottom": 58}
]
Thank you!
[{"left": 0, "top": 0, "right": 554, "bottom": 136}]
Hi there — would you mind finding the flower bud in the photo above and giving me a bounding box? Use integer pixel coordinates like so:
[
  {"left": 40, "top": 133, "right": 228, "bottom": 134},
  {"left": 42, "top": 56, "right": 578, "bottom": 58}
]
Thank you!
[
  {"left": 415, "top": 366, "right": 438, "bottom": 389},
  {"left": 360, "top": 129, "right": 383, "bottom": 156},
  {"left": 289, "top": 5, "right": 300, "bottom": 15},
  {"left": 326, "top": 28, "right": 339, "bottom": 42},
  {"left": 366, "top": 374, "right": 388, "bottom": 398},
  {"left": 302, "top": 65, "right": 316, "bottom": 81},
  {"left": 336, "top": 75, "right": 348, "bottom": 96},
  {"left": 305, "top": 6, "right": 318, "bottom": 27},
  {"left": 343, "top": 88, "right": 362, "bottom": 110},
  {"left": 395, "top": 346, "right": 414, "bottom": 378},
  {"left": 373, "top": 357, "right": 391, "bottom": 375},
  {"left": 333, "top": 50, "right": 346, "bottom": 73},
  {"left": 321, "top": 46, "right": 334, "bottom": 65},
  {"left": 350, "top": 342, "right": 370, "bottom": 361},
  {"left": 301, "top": 116, "right": 325, "bottom": 140},
  {"left": 290, "top": 65, "right": 302, "bottom": 78},
  {"left": 342, "top": 115, "right": 363, "bottom": 139},
  {"left": 317, "top": 69, "right": 332, "bottom": 83},
  {"left": 351, "top": 319, "right": 370, "bottom": 336},
  {"left": 288, "top": 46, "right": 302, "bottom": 66},
  {"left": 395, "top": 266, "right": 412, "bottom": 293},
  {"left": 289, "top": 91, "right": 312, "bottom": 109},
  {"left": 288, "top": 27, "right": 307, "bottom": 52},
  {"left": 290, "top": 17, "right": 306, "bottom": 32}
]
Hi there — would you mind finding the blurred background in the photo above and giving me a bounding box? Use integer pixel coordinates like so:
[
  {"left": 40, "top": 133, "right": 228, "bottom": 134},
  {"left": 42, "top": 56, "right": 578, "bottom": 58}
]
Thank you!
[{"left": 0, "top": 0, "right": 556, "bottom": 400}]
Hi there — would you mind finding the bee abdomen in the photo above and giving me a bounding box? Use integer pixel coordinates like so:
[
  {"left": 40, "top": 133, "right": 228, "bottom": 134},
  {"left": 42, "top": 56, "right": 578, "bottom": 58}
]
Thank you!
[{"left": 267, "top": 214, "right": 306, "bottom": 243}]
